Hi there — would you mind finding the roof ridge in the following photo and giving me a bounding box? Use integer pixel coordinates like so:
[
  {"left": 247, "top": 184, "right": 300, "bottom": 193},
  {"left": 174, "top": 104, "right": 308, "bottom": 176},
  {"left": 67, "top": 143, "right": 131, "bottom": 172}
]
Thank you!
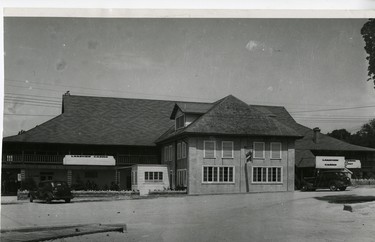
[
  {"left": 65, "top": 94, "right": 213, "bottom": 104},
  {"left": 182, "top": 95, "right": 230, "bottom": 132},
  {"left": 250, "top": 104, "right": 286, "bottom": 108},
  {"left": 3, "top": 114, "right": 64, "bottom": 139}
]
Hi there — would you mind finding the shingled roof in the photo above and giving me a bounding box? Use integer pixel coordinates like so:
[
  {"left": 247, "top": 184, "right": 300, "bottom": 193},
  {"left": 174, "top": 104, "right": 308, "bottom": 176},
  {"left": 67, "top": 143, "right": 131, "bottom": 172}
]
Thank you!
[
  {"left": 156, "top": 95, "right": 302, "bottom": 142},
  {"left": 254, "top": 105, "right": 375, "bottom": 167},
  {"left": 170, "top": 102, "right": 214, "bottom": 119},
  {"left": 3, "top": 95, "right": 177, "bottom": 146}
]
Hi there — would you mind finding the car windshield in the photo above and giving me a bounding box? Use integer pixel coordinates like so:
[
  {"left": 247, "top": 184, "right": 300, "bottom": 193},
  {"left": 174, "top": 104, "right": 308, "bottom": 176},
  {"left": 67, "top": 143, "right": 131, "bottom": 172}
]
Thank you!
[{"left": 51, "top": 181, "right": 68, "bottom": 187}]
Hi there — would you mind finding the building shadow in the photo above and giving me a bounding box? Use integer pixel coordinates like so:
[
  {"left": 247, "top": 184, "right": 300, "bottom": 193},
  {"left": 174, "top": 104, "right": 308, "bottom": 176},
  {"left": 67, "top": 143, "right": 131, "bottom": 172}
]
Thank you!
[{"left": 315, "top": 195, "right": 375, "bottom": 204}]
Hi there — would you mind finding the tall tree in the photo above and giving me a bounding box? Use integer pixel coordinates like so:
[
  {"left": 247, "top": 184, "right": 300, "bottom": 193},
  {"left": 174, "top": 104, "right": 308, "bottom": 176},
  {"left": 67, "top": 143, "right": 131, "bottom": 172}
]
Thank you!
[
  {"left": 326, "top": 129, "right": 352, "bottom": 142},
  {"left": 327, "top": 119, "right": 375, "bottom": 148},
  {"left": 354, "top": 118, "right": 375, "bottom": 148},
  {"left": 361, "top": 19, "right": 375, "bottom": 88}
]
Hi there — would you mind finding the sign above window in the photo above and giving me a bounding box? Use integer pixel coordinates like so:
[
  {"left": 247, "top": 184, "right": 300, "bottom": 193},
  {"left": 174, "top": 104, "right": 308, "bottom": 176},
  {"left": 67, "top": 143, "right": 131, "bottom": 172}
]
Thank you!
[
  {"left": 63, "top": 155, "right": 115, "bottom": 166},
  {"left": 345, "top": 159, "right": 361, "bottom": 169},
  {"left": 315, "top": 156, "right": 345, "bottom": 169}
]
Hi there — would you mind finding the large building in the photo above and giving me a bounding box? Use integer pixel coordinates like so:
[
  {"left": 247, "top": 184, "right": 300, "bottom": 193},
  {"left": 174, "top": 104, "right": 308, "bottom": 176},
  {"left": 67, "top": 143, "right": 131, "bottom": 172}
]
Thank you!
[
  {"left": 253, "top": 106, "right": 375, "bottom": 185},
  {"left": 2, "top": 94, "right": 375, "bottom": 195}
]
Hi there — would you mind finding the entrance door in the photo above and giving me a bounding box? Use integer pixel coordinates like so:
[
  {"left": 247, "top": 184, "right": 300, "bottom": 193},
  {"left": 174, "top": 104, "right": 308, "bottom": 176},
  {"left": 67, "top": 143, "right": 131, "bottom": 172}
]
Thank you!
[{"left": 2, "top": 169, "right": 21, "bottom": 195}]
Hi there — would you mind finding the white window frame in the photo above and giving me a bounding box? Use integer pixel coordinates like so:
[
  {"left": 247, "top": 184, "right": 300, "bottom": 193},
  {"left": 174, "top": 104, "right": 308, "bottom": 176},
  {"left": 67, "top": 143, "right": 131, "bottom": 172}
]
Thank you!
[
  {"left": 253, "top": 142, "right": 265, "bottom": 159},
  {"left": 270, "top": 142, "right": 282, "bottom": 159},
  {"left": 177, "top": 143, "right": 181, "bottom": 160},
  {"left": 182, "top": 142, "right": 187, "bottom": 158},
  {"left": 204, "top": 140, "right": 216, "bottom": 159},
  {"left": 144, "top": 171, "right": 164, "bottom": 182},
  {"left": 177, "top": 169, "right": 187, "bottom": 187},
  {"left": 251, "top": 166, "right": 283, "bottom": 184},
  {"left": 222, "top": 141, "right": 234, "bottom": 158},
  {"left": 202, "top": 165, "right": 235, "bottom": 184},
  {"left": 175, "top": 114, "right": 185, "bottom": 130},
  {"left": 169, "top": 145, "right": 173, "bottom": 161}
]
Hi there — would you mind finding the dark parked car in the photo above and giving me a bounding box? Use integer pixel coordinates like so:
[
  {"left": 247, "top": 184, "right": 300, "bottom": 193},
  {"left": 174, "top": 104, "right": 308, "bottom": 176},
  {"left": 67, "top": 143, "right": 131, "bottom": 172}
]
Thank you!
[
  {"left": 29, "top": 181, "right": 73, "bottom": 203},
  {"left": 301, "top": 171, "right": 351, "bottom": 191}
]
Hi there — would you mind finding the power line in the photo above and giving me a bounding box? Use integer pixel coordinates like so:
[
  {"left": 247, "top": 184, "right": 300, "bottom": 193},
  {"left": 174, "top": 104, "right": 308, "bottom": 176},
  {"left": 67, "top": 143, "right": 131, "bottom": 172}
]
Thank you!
[
  {"left": 4, "top": 97, "right": 61, "bottom": 104},
  {"left": 290, "top": 105, "right": 375, "bottom": 113},
  {"left": 5, "top": 92, "right": 62, "bottom": 100},
  {"left": 5, "top": 78, "right": 217, "bottom": 102},
  {"left": 4, "top": 101, "right": 61, "bottom": 108},
  {"left": 5, "top": 78, "right": 375, "bottom": 113}
]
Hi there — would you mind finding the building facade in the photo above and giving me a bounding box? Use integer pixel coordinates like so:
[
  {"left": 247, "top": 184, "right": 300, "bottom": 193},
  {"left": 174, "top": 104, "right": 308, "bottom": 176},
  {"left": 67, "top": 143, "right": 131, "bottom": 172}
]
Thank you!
[{"left": 2, "top": 94, "right": 374, "bottom": 195}]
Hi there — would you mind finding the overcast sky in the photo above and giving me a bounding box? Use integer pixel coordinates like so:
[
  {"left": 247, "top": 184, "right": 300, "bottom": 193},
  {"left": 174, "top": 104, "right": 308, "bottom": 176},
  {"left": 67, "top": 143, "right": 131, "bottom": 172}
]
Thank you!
[{"left": 3, "top": 17, "right": 375, "bottom": 137}]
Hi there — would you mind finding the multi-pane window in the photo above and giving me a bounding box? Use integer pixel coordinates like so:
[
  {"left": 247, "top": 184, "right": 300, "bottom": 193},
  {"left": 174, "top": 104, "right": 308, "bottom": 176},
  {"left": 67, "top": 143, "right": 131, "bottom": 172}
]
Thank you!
[
  {"left": 252, "top": 167, "right": 282, "bottom": 183},
  {"left": 222, "top": 141, "right": 234, "bottom": 158},
  {"left": 182, "top": 142, "right": 187, "bottom": 158},
  {"left": 177, "top": 143, "right": 182, "bottom": 159},
  {"left": 176, "top": 115, "right": 185, "bottom": 129},
  {"left": 177, "top": 169, "right": 187, "bottom": 187},
  {"left": 253, "top": 142, "right": 265, "bottom": 158},
  {"left": 202, "top": 166, "right": 234, "bottom": 183},
  {"left": 204, "top": 141, "right": 216, "bottom": 158},
  {"left": 271, "top": 142, "right": 282, "bottom": 159},
  {"left": 145, "top": 171, "right": 163, "bottom": 182}
]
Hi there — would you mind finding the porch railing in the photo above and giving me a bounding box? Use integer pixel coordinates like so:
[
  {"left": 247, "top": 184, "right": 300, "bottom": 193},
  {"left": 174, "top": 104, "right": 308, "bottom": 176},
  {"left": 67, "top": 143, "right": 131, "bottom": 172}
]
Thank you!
[
  {"left": 2, "top": 154, "right": 160, "bottom": 166},
  {"left": 2, "top": 154, "right": 64, "bottom": 164}
]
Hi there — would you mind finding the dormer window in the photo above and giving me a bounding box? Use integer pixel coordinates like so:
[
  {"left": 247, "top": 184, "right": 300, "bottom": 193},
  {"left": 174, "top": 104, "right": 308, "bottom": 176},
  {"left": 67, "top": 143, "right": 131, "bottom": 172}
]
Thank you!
[{"left": 176, "top": 114, "right": 185, "bottom": 130}]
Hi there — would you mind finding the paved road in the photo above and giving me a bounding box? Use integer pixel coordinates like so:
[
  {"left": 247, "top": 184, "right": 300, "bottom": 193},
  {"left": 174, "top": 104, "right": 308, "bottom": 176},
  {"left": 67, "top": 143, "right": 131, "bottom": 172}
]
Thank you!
[{"left": 2, "top": 188, "right": 375, "bottom": 242}]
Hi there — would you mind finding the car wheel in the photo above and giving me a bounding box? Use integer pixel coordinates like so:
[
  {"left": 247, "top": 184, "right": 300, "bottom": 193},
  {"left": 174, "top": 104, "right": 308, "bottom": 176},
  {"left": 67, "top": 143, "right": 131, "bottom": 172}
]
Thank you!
[
  {"left": 329, "top": 184, "right": 337, "bottom": 191},
  {"left": 46, "top": 194, "right": 53, "bottom": 203},
  {"left": 339, "top": 187, "right": 346, "bottom": 191},
  {"left": 65, "top": 199, "right": 71, "bottom": 203},
  {"left": 30, "top": 195, "right": 34, "bottom": 203}
]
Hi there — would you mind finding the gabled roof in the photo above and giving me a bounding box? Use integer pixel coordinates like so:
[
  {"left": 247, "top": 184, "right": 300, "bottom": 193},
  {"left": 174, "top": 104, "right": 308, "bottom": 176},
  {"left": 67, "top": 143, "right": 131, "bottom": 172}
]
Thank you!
[
  {"left": 254, "top": 105, "right": 375, "bottom": 167},
  {"left": 253, "top": 104, "right": 375, "bottom": 152},
  {"left": 156, "top": 95, "right": 302, "bottom": 142},
  {"left": 4, "top": 95, "right": 176, "bottom": 146},
  {"left": 170, "top": 102, "right": 213, "bottom": 119}
]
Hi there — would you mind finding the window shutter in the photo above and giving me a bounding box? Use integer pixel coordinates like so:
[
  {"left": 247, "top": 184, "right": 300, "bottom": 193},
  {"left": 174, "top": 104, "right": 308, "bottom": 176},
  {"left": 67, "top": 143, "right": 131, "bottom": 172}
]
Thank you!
[
  {"left": 169, "top": 145, "right": 173, "bottom": 161},
  {"left": 182, "top": 142, "right": 187, "bottom": 158},
  {"left": 204, "top": 141, "right": 215, "bottom": 158},
  {"left": 177, "top": 143, "right": 181, "bottom": 159},
  {"left": 164, "top": 146, "right": 169, "bottom": 162},
  {"left": 222, "top": 141, "right": 233, "bottom": 158},
  {"left": 253, "top": 142, "right": 265, "bottom": 158},
  {"left": 271, "top": 143, "right": 282, "bottom": 159}
]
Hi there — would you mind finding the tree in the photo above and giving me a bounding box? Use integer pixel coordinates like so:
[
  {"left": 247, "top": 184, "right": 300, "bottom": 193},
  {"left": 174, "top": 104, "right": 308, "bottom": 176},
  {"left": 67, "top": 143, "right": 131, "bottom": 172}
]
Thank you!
[
  {"left": 361, "top": 19, "right": 375, "bottom": 88},
  {"left": 326, "top": 129, "right": 352, "bottom": 142},
  {"left": 353, "top": 118, "right": 375, "bottom": 148},
  {"left": 327, "top": 119, "right": 375, "bottom": 148}
]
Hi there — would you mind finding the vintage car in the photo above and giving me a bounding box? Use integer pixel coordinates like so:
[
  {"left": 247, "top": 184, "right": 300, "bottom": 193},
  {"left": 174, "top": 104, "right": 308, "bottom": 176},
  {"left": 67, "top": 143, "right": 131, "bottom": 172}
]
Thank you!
[
  {"left": 301, "top": 170, "right": 351, "bottom": 191},
  {"left": 29, "top": 180, "right": 73, "bottom": 203}
]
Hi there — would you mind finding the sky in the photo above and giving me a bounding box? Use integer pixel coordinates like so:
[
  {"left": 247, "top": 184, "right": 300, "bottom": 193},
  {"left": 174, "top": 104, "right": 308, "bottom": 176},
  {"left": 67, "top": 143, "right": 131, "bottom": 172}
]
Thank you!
[{"left": 3, "top": 17, "right": 375, "bottom": 137}]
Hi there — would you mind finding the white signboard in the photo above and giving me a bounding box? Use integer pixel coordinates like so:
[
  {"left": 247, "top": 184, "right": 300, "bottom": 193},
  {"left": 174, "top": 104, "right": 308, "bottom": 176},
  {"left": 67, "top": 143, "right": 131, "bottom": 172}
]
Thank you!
[
  {"left": 345, "top": 159, "right": 361, "bottom": 169},
  {"left": 63, "top": 155, "right": 115, "bottom": 166},
  {"left": 315, "top": 156, "right": 345, "bottom": 169}
]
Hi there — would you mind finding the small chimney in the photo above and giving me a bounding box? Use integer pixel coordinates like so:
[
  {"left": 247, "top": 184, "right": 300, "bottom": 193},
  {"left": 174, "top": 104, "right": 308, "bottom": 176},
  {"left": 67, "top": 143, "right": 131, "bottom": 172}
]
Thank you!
[{"left": 313, "top": 127, "right": 321, "bottom": 144}]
